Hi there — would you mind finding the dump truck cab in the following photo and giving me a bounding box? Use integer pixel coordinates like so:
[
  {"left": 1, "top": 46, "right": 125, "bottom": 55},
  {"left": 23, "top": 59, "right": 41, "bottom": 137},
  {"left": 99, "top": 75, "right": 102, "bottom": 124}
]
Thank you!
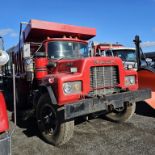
[
  {"left": 92, "top": 43, "right": 137, "bottom": 70},
  {"left": 94, "top": 38, "right": 155, "bottom": 109},
  {"left": 106, "top": 48, "right": 137, "bottom": 70},
  {"left": 4, "top": 20, "right": 151, "bottom": 146}
]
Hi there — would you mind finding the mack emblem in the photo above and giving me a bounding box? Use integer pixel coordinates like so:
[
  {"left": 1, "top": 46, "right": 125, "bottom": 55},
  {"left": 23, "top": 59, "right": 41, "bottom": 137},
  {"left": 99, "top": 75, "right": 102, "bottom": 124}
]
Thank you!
[{"left": 94, "top": 59, "right": 115, "bottom": 65}]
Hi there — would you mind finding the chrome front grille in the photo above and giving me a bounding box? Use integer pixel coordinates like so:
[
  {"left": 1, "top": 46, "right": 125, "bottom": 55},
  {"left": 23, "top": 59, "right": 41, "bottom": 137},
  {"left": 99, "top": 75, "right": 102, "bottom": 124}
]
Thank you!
[{"left": 90, "top": 66, "right": 119, "bottom": 95}]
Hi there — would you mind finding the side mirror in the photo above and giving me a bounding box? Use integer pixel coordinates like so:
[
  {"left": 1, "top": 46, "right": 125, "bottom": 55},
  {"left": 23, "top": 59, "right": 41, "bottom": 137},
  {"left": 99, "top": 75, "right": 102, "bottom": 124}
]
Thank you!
[
  {"left": 145, "top": 58, "right": 152, "bottom": 62},
  {"left": 0, "top": 50, "right": 9, "bottom": 66},
  {"left": 145, "top": 58, "right": 153, "bottom": 66},
  {"left": 34, "top": 52, "right": 46, "bottom": 58}
]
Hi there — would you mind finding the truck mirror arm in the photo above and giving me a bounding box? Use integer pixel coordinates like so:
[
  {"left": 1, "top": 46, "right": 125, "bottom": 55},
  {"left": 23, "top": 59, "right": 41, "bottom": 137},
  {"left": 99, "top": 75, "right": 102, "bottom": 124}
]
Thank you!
[
  {"left": 33, "top": 52, "right": 46, "bottom": 58},
  {"left": 133, "top": 35, "right": 141, "bottom": 69},
  {"left": 133, "top": 35, "right": 150, "bottom": 69}
]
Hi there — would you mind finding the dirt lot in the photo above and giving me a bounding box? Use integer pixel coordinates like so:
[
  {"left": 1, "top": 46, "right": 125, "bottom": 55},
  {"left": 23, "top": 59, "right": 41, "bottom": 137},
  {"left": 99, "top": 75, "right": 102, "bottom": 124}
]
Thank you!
[{"left": 7, "top": 102, "right": 155, "bottom": 155}]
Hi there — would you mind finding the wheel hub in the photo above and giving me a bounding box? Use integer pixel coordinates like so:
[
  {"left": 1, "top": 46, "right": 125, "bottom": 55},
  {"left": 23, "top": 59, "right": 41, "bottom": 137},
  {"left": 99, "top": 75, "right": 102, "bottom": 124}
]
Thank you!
[{"left": 40, "top": 105, "right": 57, "bottom": 135}]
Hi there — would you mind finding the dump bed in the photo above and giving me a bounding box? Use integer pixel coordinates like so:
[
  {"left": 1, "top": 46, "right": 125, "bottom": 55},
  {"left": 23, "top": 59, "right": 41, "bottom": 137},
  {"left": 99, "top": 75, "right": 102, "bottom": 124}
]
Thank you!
[{"left": 23, "top": 19, "right": 96, "bottom": 42}]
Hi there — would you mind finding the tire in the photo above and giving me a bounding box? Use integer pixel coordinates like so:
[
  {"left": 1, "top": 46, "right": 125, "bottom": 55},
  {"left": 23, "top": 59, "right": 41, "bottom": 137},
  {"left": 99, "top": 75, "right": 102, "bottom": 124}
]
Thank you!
[
  {"left": 36, "top": 93, "right": 74, "bottom": 146},
  {"left": 106, "top": 102, "right": 136, "bottom": 123}
]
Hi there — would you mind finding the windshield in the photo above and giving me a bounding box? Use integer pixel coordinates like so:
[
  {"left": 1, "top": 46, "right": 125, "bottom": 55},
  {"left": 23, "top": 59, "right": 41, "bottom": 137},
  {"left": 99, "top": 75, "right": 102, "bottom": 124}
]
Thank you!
[
  {"left": 48, "top": 41, "right": 88, "bottom": 59},
  {"left": 112, "top": 49, "right": 136, "bottom": 62}
]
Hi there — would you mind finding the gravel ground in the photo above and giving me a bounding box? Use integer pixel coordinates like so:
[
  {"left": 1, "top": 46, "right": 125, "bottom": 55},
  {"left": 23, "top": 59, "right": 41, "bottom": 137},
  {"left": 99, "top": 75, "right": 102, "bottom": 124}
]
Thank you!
[{"left": 7, "top": 102, "right": 155, "bottom": 155}]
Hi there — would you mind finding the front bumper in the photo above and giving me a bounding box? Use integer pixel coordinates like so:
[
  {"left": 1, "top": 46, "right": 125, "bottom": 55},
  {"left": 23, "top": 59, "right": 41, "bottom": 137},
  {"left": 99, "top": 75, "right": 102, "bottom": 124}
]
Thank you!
[{"left": 63, "top": 89, "right": 151, "bottom": 120}]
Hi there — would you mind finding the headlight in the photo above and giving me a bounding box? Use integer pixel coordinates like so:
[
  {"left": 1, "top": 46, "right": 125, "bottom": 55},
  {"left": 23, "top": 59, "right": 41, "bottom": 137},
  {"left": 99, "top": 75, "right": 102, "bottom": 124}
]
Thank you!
[
  {"left": 125, "top": 76, "right": 135, "bottom": 86},
  {"left": 63, "top": 81, "right": 82, "bottom": 94}
]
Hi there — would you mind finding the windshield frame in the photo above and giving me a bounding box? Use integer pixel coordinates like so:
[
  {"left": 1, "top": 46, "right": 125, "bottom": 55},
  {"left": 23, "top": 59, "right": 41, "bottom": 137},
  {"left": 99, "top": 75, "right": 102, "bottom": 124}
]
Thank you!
[{"left": 46, "top": 38, "right": 88, "bottom": 60}]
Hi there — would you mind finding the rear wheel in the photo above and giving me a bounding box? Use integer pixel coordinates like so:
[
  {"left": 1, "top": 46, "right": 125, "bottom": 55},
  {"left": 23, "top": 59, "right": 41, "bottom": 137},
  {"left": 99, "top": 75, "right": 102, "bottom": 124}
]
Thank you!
[
  {"left": 36, "top": 93, "right": 74, "bottom": 146},
  {"left": 106, "top": 102, "right": 136, "bottom": 123}
]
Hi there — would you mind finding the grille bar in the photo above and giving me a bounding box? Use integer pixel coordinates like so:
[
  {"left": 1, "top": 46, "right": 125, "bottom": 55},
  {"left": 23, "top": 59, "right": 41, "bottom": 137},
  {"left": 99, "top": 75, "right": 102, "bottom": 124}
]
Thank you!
[{"left": 90, "top": 66, "right": 119, "bottom": 95}]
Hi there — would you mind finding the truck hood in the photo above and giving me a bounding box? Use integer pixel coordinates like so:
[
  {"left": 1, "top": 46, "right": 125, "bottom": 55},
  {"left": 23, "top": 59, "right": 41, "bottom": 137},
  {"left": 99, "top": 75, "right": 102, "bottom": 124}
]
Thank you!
[{"left": 54, "top": 56, "right": 124, "bottom": 73}]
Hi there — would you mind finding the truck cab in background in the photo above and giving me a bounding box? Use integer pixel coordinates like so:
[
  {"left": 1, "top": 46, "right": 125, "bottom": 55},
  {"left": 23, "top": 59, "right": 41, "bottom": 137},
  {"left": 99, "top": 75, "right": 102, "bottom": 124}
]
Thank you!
[
  {"left": 91, "top": 42, "right": 137, "bottom": 70},
  {"left": 93, "top": 37, "right": 155, "bottom": 109}
]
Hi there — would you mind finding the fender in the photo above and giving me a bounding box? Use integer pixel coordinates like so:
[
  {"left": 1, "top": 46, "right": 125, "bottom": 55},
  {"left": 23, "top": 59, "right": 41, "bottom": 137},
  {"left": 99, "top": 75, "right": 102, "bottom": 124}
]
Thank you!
[
  {"left": 138, "top": 66, "right": 155, "bottom": 73},
  {"left": 34, "top": 86, "right": 57, "bottom": 106},
  {"left": 46, "top": 86, "right": 57, "bottom": 105},
  {"left": 0, "top": 91, "right": 9, "bottom": 133}
]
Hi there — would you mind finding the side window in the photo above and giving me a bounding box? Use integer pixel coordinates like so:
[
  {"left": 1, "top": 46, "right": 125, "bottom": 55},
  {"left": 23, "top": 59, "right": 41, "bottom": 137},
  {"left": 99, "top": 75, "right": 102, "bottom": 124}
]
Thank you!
[
  {"left": 104, "top": 50, "right": 113, "bottom": 56},
  {"left": 106, "top": 51, "right": 113, "bottom": 56},
  {"left": 79, "top": 45, "right": 88, "bottom": 57},
  {"left": 96, "top": 49, "right": 100, "bottom": 56}
]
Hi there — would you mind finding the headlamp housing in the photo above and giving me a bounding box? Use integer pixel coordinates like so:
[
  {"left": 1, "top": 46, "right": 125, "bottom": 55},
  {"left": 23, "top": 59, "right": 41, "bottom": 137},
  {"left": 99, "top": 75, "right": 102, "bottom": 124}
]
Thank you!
[
  {"left": 63, "top": 81, "right": 82, "bottom": 94},
  {"left": 125, "top": 76, "right": 136, "bottom": 86}
]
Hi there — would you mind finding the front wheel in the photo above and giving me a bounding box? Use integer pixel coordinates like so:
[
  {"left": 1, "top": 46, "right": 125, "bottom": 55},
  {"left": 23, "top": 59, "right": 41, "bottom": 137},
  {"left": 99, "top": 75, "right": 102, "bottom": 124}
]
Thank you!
[
  {"left": 106, "top": 102, "right": 136, "bottom": 123},
  {"left": 36, "top": 93, "right": 74, "bottom": 146}
]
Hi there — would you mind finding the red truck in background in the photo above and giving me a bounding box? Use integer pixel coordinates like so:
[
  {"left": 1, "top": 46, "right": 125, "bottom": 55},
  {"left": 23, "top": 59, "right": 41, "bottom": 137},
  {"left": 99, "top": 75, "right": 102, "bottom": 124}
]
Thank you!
[
  {"left": 4, "top": 20, "right": 151, "bottom": 146},
  {"left": 92, "top": 37, "right": 155, "bottom": 109},
  {"left": 91, "top": 42, "right": 123, "bottom": 56},
  {"left": 91, "top": 42, "right": 137, "bottom": 70}
]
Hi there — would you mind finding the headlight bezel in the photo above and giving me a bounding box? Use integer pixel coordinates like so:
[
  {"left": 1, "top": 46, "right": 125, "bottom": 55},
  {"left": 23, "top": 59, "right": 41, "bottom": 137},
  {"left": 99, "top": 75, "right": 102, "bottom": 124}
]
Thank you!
[{"left": 63, "top": 81, "right": 82, "bottom": 94}]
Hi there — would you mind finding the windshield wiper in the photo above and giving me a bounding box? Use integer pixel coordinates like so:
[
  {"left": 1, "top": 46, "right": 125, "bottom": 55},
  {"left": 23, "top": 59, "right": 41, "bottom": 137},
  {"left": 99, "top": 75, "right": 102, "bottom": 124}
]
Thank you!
[{"left": 57, "top": 57, "right": 66, "bottom": 60}]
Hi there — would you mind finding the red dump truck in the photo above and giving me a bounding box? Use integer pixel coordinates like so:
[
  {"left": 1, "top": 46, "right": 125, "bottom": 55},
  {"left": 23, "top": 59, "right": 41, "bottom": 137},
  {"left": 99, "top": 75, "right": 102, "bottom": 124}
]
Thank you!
[
  {"left": 4, "top": 20, "right": 151, "bottom": 146},
  {"left": 91, "top": 42, "right": 137, "bottom": 70}
]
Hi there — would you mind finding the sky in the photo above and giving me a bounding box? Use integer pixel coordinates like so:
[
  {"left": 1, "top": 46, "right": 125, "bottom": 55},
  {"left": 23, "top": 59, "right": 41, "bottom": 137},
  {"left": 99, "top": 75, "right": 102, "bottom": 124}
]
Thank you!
[{"left": 0, "top": 0, "right": 155, "bottom": 52}]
